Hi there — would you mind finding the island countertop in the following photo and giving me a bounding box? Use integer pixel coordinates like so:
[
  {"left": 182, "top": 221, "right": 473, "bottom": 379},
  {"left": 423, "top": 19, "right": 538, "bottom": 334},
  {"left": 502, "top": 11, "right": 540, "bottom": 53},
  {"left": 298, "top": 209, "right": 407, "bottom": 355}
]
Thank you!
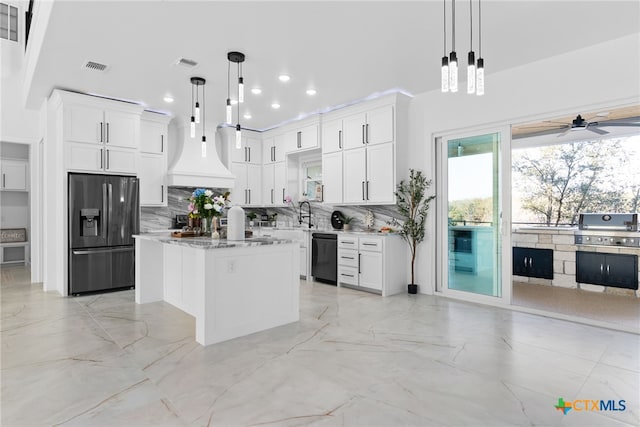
[{"left": 133, "top": 233, "right": 297, "bottom": 249}]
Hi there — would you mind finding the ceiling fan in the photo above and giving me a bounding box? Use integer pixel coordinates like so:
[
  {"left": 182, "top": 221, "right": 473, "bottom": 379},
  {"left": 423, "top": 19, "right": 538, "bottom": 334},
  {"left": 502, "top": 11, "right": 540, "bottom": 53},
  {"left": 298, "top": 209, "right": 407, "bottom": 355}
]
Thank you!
[{"left": 514, "top": 111, "right": 640, "bottom": 139}]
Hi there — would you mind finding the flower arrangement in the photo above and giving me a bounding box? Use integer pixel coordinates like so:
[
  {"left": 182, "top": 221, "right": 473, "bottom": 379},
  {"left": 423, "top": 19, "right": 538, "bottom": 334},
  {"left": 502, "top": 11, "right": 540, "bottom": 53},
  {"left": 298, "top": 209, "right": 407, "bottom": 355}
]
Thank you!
[{"left": 188, "top": 189, "right": 231, "bottom": 218}]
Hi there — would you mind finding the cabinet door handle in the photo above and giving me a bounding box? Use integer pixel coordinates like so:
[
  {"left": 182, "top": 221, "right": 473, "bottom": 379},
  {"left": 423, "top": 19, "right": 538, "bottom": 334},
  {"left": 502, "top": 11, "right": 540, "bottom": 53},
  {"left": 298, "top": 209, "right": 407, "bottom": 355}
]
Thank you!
[
  {"left": 282, "top": 188, "right": 285, "bottom": 203},
  {"left": 297, "top": 131, "right": 302, "bottom": 149},
  {"left": 106, "top": 123, "right": 110, "bottom": 143},
  {"left": 249, "top": 147, "right": 251, "bottom": 162},
  {"left": 358, "top": 253, "right": 361, "bottom": 274},
  {"left": 343, "top": 241, "right": 354, "bottom": 245},
  {"left": 341, "top": 273, "right": 354, "bottom": 278},
  {"left": 362, "top": 125, "right": 365, "bottom": 144},
  {"left": 606, "top": 264, "right": 610, "bottom": 275},
  {"left": 600, "top": 264, "right": 604, "bottom": 274},
  {"left": 366, "top": 180, "right": 369, "bottom": 200},
  {"left": 2, "top": 173, "right": 5, "bottom": 188},
  {"left": 342, "top": 256, "right": 354, "bottom": 260},
  {"left": 100, "top": 149, "right": 103, "bottom": 169},
  {"left": 338, "top": 130, "right": 342, "bottom": 149},
  {"left": 271, "top": 189, "right": 274, "bottom": 204},
  {"left": 529, "top": 257, "right": 533, "bottom": 268},
  {"left": 362, "top": 243, "right": 376, "bottom": 246},
  {"left": 161, "top": 135, "right": 164, "bottom": 153},
  {"left": 523, "top": 258, "right": 527, "bottom": 268},
  {"left": 248, "top": 189, "right": 251, "bottom": 204},
  {"left": 362, "top": 181, "right": 365, "bottom": 200},
  {"left": 244, "top": 189, "right": 248, "bottom": 204},
  {"left": 161, "top": 185, "right": 164, "bottom": 203},
  {"left": 271, "top": 146, "right": 275, "bottom": 162},
  {"left": 106, "top": 150, "right": 110, "bottom": 169},
  {"left": 321, "top": 184, "right": 324, "bottom": 202},
  {"left": 100, "top": 122, "right": 104, "bottom": 142},
  {"left": 366, "top": 123, "right": 369, "bottom": 143}
]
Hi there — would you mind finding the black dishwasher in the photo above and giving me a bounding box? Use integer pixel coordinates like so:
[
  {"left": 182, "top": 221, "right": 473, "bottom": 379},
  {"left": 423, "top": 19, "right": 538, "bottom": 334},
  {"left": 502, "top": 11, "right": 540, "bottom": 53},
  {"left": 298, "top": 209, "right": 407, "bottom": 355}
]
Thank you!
[{"left": 312, "top": 233, "right": 337, "bottom": 285}]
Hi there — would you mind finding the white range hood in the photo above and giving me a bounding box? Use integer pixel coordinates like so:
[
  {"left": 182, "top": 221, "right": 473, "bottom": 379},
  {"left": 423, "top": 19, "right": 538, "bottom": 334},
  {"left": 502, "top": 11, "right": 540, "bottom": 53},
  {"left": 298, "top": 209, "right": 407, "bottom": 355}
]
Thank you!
[{"left": 167, "top": 126, "right": 235, "bottom": 189}]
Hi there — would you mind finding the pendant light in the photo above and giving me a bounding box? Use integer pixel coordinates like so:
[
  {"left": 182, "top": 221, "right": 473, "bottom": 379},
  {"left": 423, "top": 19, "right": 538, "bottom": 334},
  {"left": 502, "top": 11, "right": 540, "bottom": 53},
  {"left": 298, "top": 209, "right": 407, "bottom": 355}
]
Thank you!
[
  {"left": 467, "top": 0, "right": 476, "bottom": 94},
  {"left": 449, "top": 0, "right": 458, "bottom": 93},
  {"left": 476, "top": 0, "right": 485, "bottom": 96},
  {"left": 441, "top": 0, "right": 449, "bottom": 92},
  {"left": 190, "top": 82, "right": 196, "bottom": 138},
  {"left": 227, "top": 51, "right": 245, "bottom": 150},
  {"left": 189, "top": 77, "right": 207, "bottom": 157}
]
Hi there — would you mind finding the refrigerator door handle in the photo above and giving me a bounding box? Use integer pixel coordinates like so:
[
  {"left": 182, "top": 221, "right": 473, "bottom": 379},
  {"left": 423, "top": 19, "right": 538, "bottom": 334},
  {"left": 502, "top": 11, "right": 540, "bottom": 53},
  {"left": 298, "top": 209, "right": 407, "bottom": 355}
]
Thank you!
[
  {"left": 102, "top": 182, "right": 108, "bottom": 238},
  {"left": 107, "top": 182, "right": 113, "bottom": 240},
  {"left": 73, "top": 247, "right": 134, "bottom": 255}
]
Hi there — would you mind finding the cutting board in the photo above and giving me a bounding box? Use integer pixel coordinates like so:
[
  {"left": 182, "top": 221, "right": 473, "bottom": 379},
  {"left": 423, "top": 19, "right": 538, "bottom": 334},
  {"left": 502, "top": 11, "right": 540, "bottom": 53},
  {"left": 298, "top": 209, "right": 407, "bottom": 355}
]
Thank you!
[{"left": 171, "top": 230, "right": 199, "bottom": 238}]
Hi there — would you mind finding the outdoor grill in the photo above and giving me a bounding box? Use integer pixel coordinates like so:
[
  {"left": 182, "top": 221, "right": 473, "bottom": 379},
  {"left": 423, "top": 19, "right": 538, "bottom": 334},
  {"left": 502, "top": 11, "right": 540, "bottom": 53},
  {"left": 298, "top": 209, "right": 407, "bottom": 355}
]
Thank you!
[{"left": 574, "top": 213, "right": 639, "bottom": 247}]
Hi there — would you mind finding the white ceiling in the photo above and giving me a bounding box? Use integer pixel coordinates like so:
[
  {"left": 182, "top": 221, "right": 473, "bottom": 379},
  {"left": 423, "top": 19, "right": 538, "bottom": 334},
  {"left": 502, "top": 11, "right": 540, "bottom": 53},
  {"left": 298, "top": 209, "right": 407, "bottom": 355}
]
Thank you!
[{"left": 25, "top": 1, "right": 640, "bottom": 131}]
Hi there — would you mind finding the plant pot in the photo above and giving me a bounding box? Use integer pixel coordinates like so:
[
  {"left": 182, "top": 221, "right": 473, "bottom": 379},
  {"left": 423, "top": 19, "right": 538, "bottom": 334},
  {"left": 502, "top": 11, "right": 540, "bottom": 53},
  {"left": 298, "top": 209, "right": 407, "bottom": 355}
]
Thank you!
[
  {"left": 343, "top": 224, "right": 351, "bottom": 231},
  {"left": 408, "top": 284, "right": 418, "bottom": 294}
]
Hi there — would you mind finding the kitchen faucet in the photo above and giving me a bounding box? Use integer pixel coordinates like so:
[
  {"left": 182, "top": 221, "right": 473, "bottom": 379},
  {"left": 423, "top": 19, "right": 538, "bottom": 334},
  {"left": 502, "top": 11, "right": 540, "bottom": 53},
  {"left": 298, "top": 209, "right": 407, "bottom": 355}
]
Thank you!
[{"left": 299, "top": 201, "right": 312, "bottom": 228}]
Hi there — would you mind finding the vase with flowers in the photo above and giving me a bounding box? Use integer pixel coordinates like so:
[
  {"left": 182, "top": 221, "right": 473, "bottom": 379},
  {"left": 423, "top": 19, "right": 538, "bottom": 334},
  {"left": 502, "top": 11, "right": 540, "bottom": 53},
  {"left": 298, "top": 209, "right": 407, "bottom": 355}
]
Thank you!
[{"left": 187, "top": 189, "right": 231, "bottom": 235}]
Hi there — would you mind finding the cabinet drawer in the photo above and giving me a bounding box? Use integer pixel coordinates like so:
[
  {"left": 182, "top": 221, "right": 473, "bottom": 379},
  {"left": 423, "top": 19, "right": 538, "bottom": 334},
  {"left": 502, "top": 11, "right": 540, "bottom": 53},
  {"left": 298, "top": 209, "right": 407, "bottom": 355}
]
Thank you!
[
  {"left": 338, "top": 266, "right": 358, "bottom": 285},
  {"left": 338, "top": 249, "right": 358, "bottom": 267},
  {"left": 359, "top": 238, "right": 382, "bottom": 252},
  {"left": 338, "top": 236, "right": 358, "bottom": 249}
]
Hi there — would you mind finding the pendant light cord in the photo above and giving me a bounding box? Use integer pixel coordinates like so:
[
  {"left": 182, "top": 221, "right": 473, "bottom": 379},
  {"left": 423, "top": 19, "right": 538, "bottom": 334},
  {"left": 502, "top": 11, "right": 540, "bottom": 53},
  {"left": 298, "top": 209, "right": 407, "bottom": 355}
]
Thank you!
[
  {"left": 452, "top": 0, "right": 455, "bottom": 51},
  {"left": 237, "top": 62, "right": 241, "bottom": 128},
  {"left": 469, "top": 0, "right": 473, "bottom": 48},
  {"left": 191, "top": 82, "right": 194, "bottom": 115},
  {"left": 227, "top": 60, "right": 230, "bottom": 99},
  {"left": 443, "top": 0, "right": 447, "bottom": 55},
  {"left": 202, "top": 83, "right": 205, "bottom": 136},
  {"left": 479, "top": 0, "right": 482, "bottom": 57}
]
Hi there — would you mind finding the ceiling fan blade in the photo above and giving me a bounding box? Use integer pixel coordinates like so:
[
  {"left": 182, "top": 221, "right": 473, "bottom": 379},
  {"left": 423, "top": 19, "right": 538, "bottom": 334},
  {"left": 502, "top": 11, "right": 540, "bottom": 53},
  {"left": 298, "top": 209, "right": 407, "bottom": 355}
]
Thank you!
[
  {"left": 596, "top": 122, "right": 640, "bottom": 127},
  {"left": 587, "top": 126, "right": 609, "bottom": 135},
  {"left": 557, "top": 126, "right": 572, "bottom": 137}
]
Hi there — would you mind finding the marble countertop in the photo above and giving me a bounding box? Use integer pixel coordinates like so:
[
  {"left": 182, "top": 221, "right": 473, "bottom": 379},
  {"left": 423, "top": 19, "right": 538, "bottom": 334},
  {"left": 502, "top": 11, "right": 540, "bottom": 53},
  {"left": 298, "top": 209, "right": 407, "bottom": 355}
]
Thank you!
[
  {"left": 133, "top": 233, "right": 297, "bottom": 249},
  {"left": 255, "top": 227, "right": 402, "bottom": 237}
]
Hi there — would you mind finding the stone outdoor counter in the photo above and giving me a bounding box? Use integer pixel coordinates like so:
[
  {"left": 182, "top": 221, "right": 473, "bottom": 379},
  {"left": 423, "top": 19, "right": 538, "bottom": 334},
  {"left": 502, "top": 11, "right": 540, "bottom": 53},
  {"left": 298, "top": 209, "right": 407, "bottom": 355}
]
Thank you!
[{"left": 133, "top": 233, "right": 300, "bottom": 345}]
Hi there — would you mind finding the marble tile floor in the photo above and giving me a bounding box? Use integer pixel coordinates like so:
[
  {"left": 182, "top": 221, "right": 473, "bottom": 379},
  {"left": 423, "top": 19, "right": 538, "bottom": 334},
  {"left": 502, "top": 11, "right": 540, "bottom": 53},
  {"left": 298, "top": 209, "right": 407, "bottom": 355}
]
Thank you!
[{"left": 1, "top": 265, "right": 639, "bottom": 427}]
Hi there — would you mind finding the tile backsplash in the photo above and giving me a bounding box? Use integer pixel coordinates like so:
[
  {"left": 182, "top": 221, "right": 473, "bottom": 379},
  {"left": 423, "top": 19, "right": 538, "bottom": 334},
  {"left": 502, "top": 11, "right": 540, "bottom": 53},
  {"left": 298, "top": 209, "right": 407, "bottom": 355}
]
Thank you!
[{"left": 141, "top": 187, "right": 404, "bottom": 232}]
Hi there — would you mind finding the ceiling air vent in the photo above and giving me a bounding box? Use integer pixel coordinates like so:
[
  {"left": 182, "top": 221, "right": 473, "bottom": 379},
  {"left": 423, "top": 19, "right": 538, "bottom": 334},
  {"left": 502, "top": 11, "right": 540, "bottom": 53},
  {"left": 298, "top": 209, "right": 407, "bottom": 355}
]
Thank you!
[
  {"left": 175, "top": 57, "right": 198, "bottom": 68},
  {"left": 83, "top": 61, "right": 109, "bottom": 72}
]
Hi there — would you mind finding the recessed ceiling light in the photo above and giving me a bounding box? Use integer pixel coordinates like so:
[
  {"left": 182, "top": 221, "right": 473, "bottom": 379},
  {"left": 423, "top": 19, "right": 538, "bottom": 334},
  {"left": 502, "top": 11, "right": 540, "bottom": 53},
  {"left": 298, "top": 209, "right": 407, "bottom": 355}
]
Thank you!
[
  {"left": 306, "top": 89, "right": 317, "bottom": 96},
  {"left": 163, "top": 96, "right": 174, "bottom": 103},
  {"left": 230, "top": 99, "right": 238, "bottom": 105},
  {"left": 244, "top": 113, "right": 252, "bottom": 119},
  {"left": 278, "top": 74, "right": 290, "bottom": 82},
  {"left": 271, "top": 103, "right": 281, "bottom": 109},
  {"left": 251, "top": 88, "right": 262, "bottom": 95}
]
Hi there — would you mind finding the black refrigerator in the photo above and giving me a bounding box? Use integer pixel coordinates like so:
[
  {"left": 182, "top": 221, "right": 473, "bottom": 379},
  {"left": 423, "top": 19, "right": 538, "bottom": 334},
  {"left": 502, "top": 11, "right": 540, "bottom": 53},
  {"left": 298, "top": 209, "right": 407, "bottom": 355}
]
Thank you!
[{"left": 68, "top": 173, "right": 139, "bottom": 295}]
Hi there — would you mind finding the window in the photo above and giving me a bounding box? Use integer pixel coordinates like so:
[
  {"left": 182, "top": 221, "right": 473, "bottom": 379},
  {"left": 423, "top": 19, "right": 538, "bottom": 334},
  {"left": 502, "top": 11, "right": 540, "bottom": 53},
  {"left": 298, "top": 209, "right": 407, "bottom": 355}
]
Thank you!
[
  {"left": 0, "top": 3, "right": 18, "bottom": 42},
  {"left": 302, "top": 162, "right": 322, "bottom": 201}
]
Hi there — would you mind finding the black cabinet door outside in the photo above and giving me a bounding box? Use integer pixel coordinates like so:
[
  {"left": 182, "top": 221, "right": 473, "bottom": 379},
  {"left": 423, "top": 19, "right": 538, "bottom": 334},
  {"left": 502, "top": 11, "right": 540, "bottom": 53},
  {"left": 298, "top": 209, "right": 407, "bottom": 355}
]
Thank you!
[
  {"left": 512, "top": 247, "right": 529, "bottom": 277},
  {"left": 605, "top": 253, "right": 638, "bottom": 289},
  {"left": 576, "top": 251, "right": 604, "bottom": 285},
  {"left": 577, "top": 251, "right": 638, "bottom": 289},
  {"left": 512, "top": 247, "right": 553, "bottom": 279}
]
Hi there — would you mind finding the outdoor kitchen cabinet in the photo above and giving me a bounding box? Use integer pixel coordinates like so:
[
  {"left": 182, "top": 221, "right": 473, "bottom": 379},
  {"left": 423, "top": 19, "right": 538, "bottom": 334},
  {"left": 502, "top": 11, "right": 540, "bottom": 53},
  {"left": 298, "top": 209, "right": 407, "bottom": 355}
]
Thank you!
[
  {"left": 576, "top": 251, "right": 638, "bottom": 290},
  {"left": 512, "top": 247, "right": 553, "bottom": 279}
]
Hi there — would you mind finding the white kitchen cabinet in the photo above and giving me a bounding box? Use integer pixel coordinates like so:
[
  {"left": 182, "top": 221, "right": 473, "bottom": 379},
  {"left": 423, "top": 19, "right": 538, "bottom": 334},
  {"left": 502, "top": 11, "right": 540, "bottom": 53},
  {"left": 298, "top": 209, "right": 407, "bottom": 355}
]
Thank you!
[
  {"left": 65, "top": 143, "right": 137, "bottom": 174},
  {"left": 365, "top": 143, "right": 394, "bottom": 204},
  {"left": 232, "top": 136, "right": 261, "bottom": 164},
  {"left": 342, "top": 105, "right": 394, "bottom": 150},
  {"left": 139, "top": 154, "right": 166, "bottom": 206},
  {"left": 293, "top": 124, "right": 319, "bottom": 151},
  {"left": 321, "top": 151, "right": 342, "bottom": 204},
  {"left": 1, "top": 159, "right": 28, "bottom": 191},
  {"left": 321, "top": 118, "right": 343, "bottom": 154},
  {"left": 262, "top": 137, "right": 288, "bottom": 163},
  {"left": 140, "top": 119, "right": 166, "bottom": 154},
  {"left": 262, "top": 162, "right": 287, "bottom": 206},
  {"left": 139, "top": 113, "right": 170, "bottom": 207},
  {"left": 341, "top": 142, "right": 394, "bottom": 205},
  {"left": 337, "top": 234, "right": 406, "bottom": 296},
  {"left": 65, "top": 104, "right": 139, "bottom": 149},
  {"left": 232, "top": 162, "right": 261, "bottom": 206},
  {"left": 342, "top": 148, "right": 367, "bottom": 203}
]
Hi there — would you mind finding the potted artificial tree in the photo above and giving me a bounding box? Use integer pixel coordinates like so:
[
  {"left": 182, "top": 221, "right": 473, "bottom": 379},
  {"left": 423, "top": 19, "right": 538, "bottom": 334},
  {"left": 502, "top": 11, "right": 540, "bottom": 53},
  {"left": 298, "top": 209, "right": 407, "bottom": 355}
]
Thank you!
[
  {"left": 395, "top": 169, "right": 435, "bottom": 294},
  {"left": 342, "top": 215, "right": 355, "bottom": 231}
]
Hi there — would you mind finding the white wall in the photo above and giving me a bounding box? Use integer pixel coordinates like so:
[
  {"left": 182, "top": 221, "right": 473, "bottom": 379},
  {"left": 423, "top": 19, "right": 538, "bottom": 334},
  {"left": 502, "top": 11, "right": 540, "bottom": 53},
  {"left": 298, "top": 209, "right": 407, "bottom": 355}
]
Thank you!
[{"left": 407, "top": 32, "right": 640, "bottom": 294}]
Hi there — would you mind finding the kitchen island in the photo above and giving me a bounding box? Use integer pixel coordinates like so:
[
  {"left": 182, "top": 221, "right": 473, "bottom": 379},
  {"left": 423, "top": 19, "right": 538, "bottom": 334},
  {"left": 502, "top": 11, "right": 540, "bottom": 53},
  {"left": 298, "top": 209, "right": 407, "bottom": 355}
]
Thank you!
[{"left": 133, "top": 234, "right": 300, "bottom": 346}]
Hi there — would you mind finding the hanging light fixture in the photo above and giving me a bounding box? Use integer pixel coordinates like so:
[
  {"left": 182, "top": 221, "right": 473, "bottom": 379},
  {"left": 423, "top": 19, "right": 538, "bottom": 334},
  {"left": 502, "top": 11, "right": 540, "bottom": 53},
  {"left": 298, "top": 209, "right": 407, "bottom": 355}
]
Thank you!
[
  {"left": 467, "top": 0, "right": 476, "bottom": 94},
  {"left": 225, "top": 61, "right": 232, "bottom": 124},
  {"left": 441, "top": 0, "right": 449, "bottom": 92},
  {"left": 449, "top": 0, "right": 458, "bottom": 93},
  {"left": 189, "top": 77, "right": 207, "bottom": 157},
  {"left": 476, "top": 0, "right": 485, "bottom": 96},
  {"left": 227, "top": 51, "right": 245, "bottom": 149}
]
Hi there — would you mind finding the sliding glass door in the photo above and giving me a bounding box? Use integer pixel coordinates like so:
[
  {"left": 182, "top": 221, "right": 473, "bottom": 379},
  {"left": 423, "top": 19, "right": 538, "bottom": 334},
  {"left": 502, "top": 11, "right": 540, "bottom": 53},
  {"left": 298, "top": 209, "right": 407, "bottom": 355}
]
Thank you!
[{"left": 437, "top": 128, "right": 511, "bottom": 303}]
